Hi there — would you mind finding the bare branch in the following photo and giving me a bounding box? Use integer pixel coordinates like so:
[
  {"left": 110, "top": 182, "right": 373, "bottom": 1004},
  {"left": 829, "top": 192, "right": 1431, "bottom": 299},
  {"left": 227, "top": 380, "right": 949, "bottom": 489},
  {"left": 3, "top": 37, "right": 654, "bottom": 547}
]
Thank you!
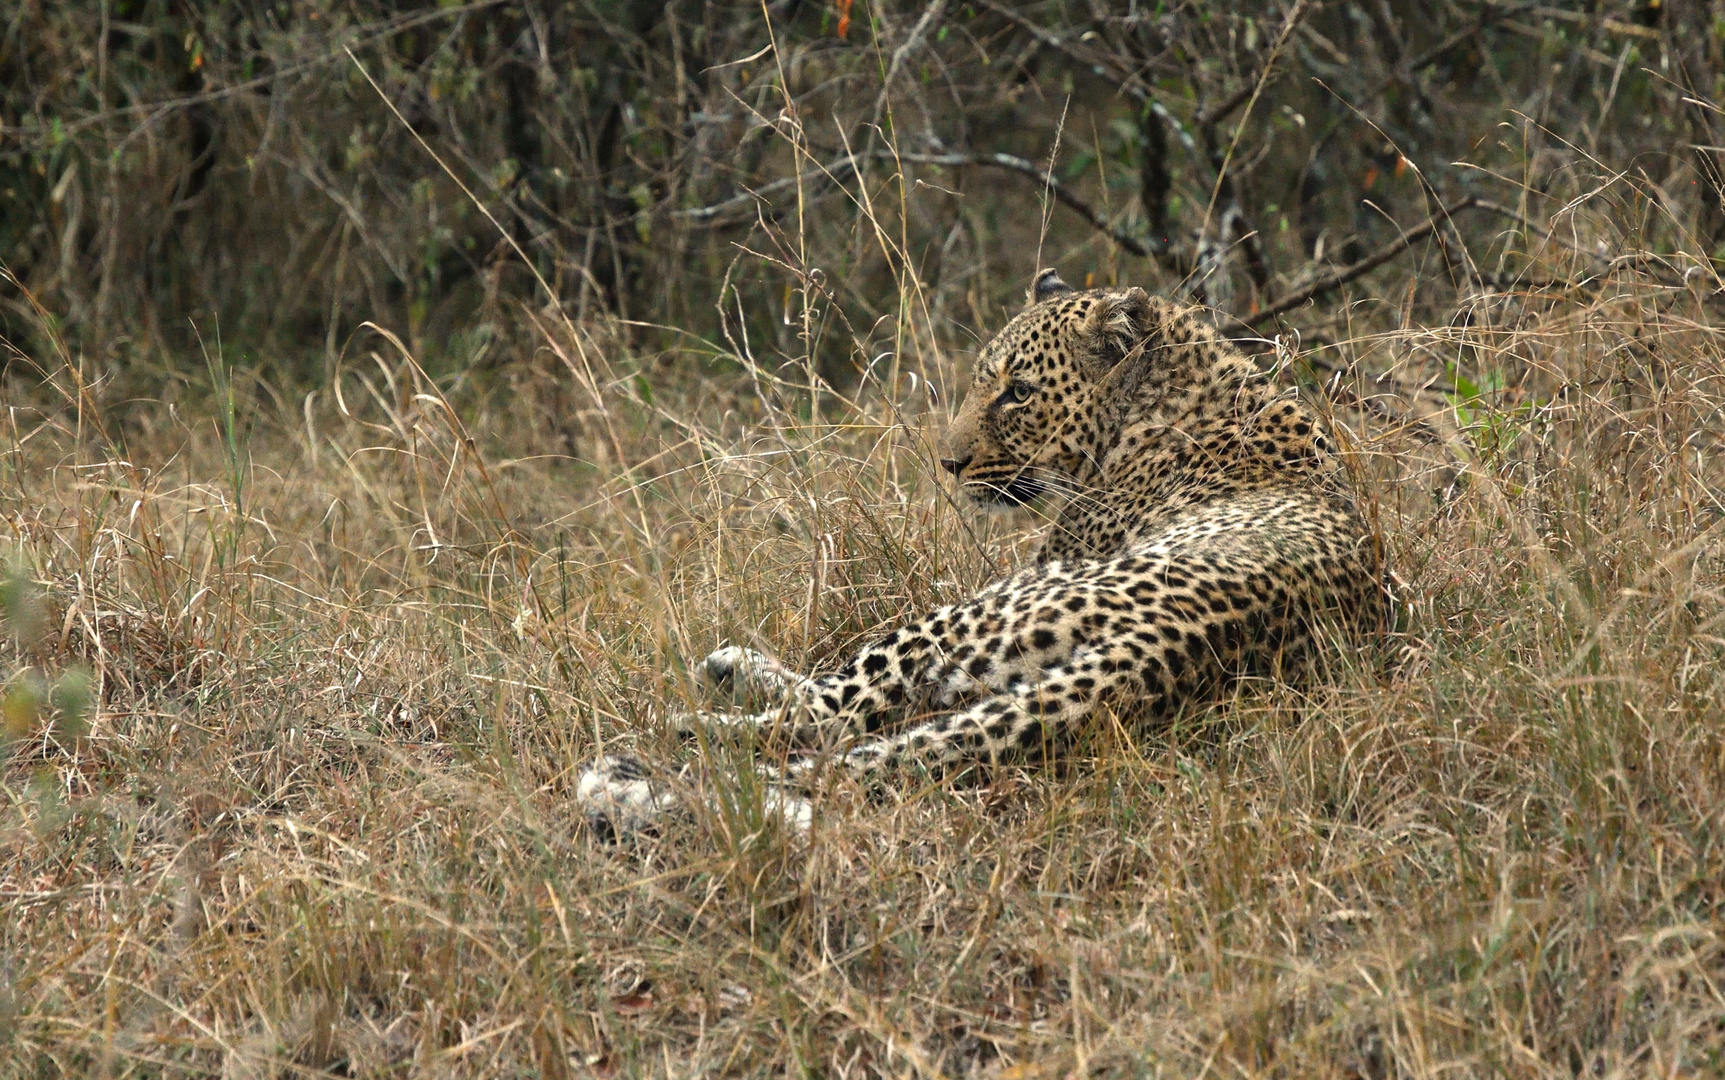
[
  {"left": 1246, "top": 198, "right": 1479, "bottom": 328},
  {"left": 973, "top": 0, "right": 1153, "bottom": 103},
  {"left": 674, "top": 156, "right": 861, "bottom": 223},
  {"left": 884, "top": 150, "right": 1164, "bottom": 261}
]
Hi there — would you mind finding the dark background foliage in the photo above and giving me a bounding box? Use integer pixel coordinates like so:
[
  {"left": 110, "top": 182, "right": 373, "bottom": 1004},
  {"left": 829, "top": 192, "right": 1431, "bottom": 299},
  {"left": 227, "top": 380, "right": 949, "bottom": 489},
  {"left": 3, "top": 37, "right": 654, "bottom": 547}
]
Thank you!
[{"left": 1, "top": 0, "right": 1720, "bottom": 382}]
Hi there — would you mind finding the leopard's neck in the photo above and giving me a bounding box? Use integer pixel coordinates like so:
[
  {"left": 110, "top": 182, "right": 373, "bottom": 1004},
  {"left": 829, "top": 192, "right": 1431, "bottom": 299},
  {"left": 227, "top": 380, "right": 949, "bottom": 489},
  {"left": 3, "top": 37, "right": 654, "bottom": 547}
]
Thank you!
[{"left": 1038, "top": 364, "right": 1338, "bottom": 564}]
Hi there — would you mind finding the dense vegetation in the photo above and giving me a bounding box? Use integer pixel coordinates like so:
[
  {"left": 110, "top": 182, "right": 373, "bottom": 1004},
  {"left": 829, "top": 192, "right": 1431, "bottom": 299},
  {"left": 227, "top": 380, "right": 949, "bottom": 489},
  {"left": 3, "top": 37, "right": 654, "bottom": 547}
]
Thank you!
[{"left": 6, "top": 2, "right": 1725, "bottom": 1076}]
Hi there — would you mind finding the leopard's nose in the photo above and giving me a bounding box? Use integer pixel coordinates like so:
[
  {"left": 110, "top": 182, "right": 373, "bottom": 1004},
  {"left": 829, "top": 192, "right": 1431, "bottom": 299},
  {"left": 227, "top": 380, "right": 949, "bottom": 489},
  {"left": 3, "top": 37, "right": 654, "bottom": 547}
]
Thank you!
[{"left": 940, "top": 455, "right": 971, "bottom": 477}]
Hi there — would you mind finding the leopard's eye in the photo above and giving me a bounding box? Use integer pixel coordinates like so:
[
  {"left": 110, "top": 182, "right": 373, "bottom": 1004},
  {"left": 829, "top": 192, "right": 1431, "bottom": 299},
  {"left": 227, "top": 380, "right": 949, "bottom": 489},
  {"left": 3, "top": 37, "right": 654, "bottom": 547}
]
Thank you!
[{"left": 1003, "top": 381, "right": 1036, "bottom": 405}]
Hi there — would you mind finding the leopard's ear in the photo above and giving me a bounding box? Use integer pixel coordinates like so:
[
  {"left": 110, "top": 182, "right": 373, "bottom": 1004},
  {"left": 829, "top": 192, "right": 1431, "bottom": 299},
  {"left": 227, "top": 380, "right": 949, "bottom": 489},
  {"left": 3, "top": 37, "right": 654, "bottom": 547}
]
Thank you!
[
  {"left": 1085, "top": 287, "right": 1155, "bottom": 376},
  {"left": 1026, "top": 268, "right": 1073, "bottom": 306}
]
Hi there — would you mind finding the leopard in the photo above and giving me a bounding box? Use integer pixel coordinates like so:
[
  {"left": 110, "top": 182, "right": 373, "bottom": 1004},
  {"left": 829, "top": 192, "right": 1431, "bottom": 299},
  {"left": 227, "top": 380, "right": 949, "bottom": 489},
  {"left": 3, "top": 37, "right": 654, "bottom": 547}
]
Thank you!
[{"left": 577, "top": 269, "right": 1386, "bottom": 837}]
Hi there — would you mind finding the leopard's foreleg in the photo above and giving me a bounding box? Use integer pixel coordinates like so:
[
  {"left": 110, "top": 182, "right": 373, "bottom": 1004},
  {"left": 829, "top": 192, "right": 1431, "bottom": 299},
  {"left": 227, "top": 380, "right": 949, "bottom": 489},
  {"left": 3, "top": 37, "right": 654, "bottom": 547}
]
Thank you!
[
  {"left": 788, "top": 636, "right": 1172, "bottom": 788},
  {"left": 682, "top": 600, "right": 982, "bottom": 745},
  {"left": 592, "top": 597, "right": 1007, "bottom": 835}
]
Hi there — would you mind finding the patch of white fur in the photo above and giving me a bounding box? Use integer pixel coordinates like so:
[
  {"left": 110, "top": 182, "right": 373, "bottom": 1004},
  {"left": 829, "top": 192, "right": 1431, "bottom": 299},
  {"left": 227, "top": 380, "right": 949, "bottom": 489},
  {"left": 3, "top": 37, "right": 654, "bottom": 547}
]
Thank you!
[
  {"left": 701, "top": 645, "right": 809, "bottom": 698},
  {"left": 939, "top": 666, "right": 983, "bottom": 705},
  {"left": 576, "top": 753, "right": 814, "bottom": 837},
  {"left": 576, "top": 755, "right": 678, "bottom": 836},
  {"left": 761, "top": 788, "right": 814, "bottom": 833}
]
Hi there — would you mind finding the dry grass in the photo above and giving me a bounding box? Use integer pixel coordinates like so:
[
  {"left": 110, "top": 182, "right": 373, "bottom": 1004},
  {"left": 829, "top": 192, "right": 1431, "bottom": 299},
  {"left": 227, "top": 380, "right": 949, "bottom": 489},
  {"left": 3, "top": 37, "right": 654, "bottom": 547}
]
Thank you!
[{"left": 7, "top": 194, "right": 1725, "bottom": 1079}]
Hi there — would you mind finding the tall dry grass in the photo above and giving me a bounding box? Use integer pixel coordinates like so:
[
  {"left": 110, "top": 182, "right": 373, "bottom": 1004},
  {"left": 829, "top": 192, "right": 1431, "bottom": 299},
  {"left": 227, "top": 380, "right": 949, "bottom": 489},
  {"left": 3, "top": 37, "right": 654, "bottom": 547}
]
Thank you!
[{"left": 5, "top": 166, "right": 1725, "bottom": 1078}]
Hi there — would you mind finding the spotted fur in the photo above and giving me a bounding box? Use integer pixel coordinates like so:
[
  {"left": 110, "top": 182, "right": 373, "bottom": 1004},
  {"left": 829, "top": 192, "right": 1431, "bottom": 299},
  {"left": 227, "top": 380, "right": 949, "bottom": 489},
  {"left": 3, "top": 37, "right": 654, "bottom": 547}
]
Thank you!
[{"left": 578, "top": 271, "right": 1385, "bottom": 835}]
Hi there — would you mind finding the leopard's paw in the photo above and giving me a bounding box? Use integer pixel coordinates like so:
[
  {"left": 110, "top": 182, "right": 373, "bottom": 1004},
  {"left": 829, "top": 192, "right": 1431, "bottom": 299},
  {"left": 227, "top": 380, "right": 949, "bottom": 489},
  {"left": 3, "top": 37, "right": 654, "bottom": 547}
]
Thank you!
[
  {"left": 576, "top": 755, "right": 678, "bottom": 841},
  {"left": 700, "top": 645, "right": 805, "bottom": 699}
]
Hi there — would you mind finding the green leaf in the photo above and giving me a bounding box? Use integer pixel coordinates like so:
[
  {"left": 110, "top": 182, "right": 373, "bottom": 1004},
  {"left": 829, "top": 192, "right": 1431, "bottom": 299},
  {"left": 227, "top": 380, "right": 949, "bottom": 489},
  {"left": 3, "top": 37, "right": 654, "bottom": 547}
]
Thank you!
[
  {"left": 50, "top": 668, "right": 93, "bottom": 741},
  {"left": 1063, "top": 152, "right": 1096, "bottom": 181},
  {"left": 1, "top": 563, "right": 40, "bottom": 645}
]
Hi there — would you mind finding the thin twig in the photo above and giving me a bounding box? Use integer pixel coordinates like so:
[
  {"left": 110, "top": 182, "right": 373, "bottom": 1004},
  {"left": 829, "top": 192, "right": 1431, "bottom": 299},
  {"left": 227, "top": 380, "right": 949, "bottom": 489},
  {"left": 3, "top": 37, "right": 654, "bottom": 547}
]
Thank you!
[
  {"left": 674, "top": 156, "right": 860, "bottom": 223},
  {"left": 1407, "top": 2, "right": 1534, "bottom": 72},
  {"left": 974, "top": 0, "right": 1150, "bottom": 101},
  {"left": 885, "top": 150, "right": 1160, "bottom": 258},
  {"left": 1195, "top": 0, "right": 1312, "bottom": 296},
  {"left": 676, "top": 146, "right": 1165, "bottom": 262},
  {"left": 7, "top": 1, "right": 511, "bottom": 150},
  {"left": 1496, "top": 1, "right": 1661, "bottom": 41},
  {"left": 1246, "top": 198, "right": 1479, "bottom": 328}
]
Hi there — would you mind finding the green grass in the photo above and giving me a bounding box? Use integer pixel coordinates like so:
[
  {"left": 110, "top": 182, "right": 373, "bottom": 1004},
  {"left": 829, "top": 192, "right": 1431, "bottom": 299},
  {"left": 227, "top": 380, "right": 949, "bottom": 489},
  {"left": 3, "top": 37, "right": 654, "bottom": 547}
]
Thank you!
[{"left": 5, "top": 253, "right": 1725, "bottom": 1079}]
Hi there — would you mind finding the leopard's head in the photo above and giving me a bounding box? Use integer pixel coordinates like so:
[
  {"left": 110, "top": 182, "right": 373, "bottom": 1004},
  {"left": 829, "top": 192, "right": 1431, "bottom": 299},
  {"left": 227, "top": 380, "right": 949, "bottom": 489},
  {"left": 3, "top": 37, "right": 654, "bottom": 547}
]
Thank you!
[{"left": 938, "top": 270, "right": 1169, "bottom": 507}]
